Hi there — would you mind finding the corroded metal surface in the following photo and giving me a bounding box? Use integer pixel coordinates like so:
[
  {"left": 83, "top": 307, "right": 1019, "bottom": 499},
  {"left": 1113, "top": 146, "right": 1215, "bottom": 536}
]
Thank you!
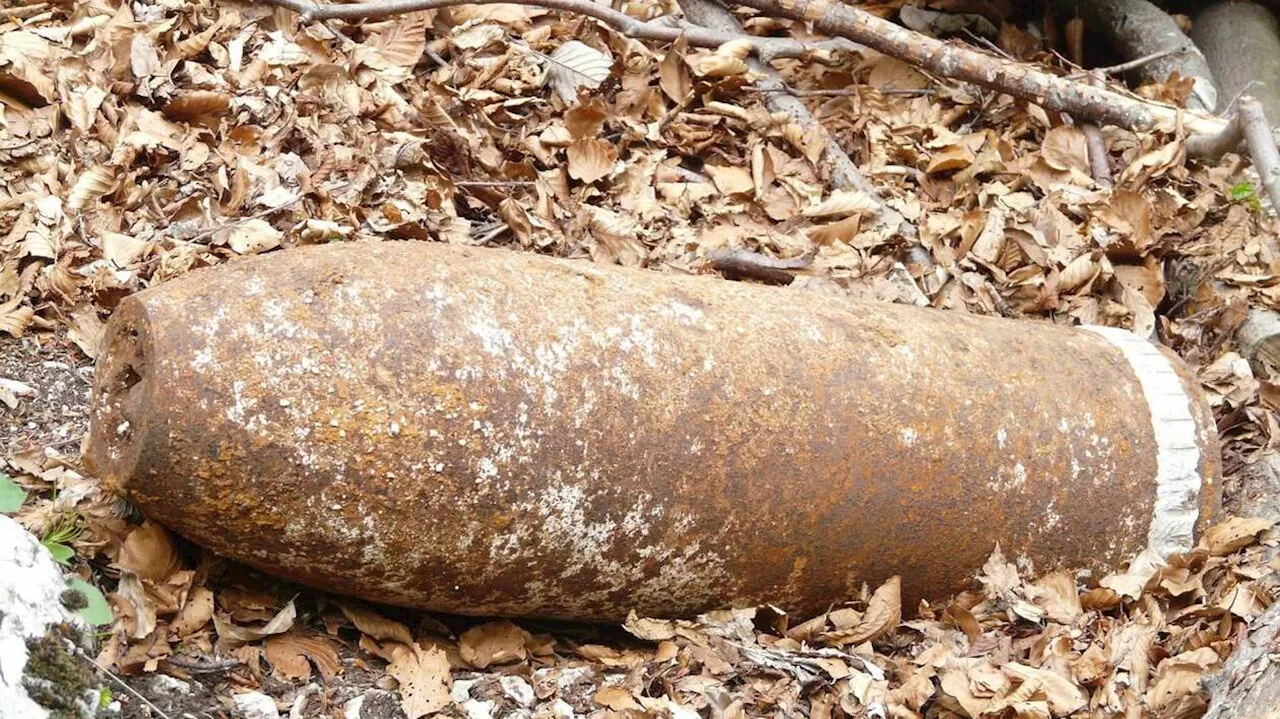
[{"left": 84, "top": 241, "right": 1221, "bottom": 621}]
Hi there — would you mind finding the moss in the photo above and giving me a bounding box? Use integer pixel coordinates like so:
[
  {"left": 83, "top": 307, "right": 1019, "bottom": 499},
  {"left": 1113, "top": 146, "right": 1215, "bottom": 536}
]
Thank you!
[{"left": 22, "top": 623, "right": 97, "bottom": 719}]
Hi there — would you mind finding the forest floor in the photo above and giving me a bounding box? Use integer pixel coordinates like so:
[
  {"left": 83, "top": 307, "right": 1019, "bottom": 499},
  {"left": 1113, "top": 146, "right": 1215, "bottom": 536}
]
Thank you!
[{"left": 2, "top": 0, "right": 1280, "bottom": 718}]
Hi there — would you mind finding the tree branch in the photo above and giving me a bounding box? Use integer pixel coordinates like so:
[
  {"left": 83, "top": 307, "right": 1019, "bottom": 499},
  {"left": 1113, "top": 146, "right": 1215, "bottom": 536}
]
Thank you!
[
  {"left": 256, "top": 0, "right": 851, "bottom": 60},
  {"left": 731, "top": 0, "right": 1228, "bottom": 136},
  {"left": 677, "top": 0, "right": 890, "bottom": 207}
]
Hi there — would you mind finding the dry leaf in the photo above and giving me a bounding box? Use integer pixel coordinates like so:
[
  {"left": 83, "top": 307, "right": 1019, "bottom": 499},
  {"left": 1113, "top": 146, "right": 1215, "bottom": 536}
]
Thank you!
[
  {"left": 118, "top": 521, "right": 181, "bottom": 581},
  {"left": 1041, "top": 126, "right": 1090, "bottom": 174},
  {"left": 67, "top": 166, "right": 116, "bottom": 213},
  {"left": 227, "top": 219, "right": 283, "bottom": 255},
  {"left": 566, "top": 138, "right": 616, "bottom": 184},
  {"left": 459, "top": 621, "right": 527, "bottom": 669},
  {"left": 337, "top": 600, "right": 414, "bottom": 646},
  {"left": 264, "top": 630, "right": 342, "bottom": 681},
  {"left": 706, "top": 164, "right": 754, "bottom": 195},
  {"left": 594, "top": 686, "right": 641, "bottom": 711},
  {"left": 388, "top": 644, "right": 452, "bottom": 718},
  {"left": 163, "top": 90, "right": 232, "bottom": 121},
  {"left": 1203, "top": 516, "right": 1274, "bottom": 556},
  {"left": 547, "top": 41, "right": 611, "bottom": 104}
]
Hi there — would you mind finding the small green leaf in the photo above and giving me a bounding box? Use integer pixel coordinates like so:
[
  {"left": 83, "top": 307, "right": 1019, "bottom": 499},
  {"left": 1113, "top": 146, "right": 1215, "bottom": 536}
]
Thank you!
[
  {"left": 0, "top": 472, "right": 27, "bottom": 513},
  {"left": 98, "top": 688, "right": 113, "bottom": 710},
  {"left": 45, "top": 541, "right": 75, "bottom": 565},
  {"left": 1229, "top": 182, "right": 1257, "bottom": 201},
  {"left": 65, "top": 577, "right": 114, "bottom": 627}
]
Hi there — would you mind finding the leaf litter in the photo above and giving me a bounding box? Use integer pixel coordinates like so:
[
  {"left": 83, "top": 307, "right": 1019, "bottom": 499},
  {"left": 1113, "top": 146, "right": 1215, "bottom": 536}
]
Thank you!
[{"left": 1, "top": 0, "right": 1279, "bottom": 716}]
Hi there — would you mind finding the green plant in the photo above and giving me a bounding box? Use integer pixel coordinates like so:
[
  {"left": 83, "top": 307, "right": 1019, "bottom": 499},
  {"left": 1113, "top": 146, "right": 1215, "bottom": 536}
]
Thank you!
[
  {"left": 41, "top": 515, "right": 83, "bottom": 566},
  {"left": 1229, "top": 181, "right": 1262, "bottom": 212},
  {"left": 97, "top": 687, "right": 112, "bottom": 710},
  {"left": 64, "top": 577, "right": 113, "bottom": 627},
  {"left": 0, "top": 472, "right": 26, "bottom": 513}
]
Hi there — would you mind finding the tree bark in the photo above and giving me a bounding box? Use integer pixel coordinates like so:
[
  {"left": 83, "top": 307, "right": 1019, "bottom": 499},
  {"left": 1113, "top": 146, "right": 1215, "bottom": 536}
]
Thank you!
[
  {"left": 1057, "top": 0, "right": 1217, "bottom": 112},
  {"left": 1191, "top": 1, "right": 1280, "bottom": 123}
]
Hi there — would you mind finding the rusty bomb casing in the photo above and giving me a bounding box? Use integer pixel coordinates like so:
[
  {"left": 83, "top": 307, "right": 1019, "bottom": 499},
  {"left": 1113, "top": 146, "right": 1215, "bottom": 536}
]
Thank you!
[{"left": 84, "top": 241, "right": 1220, "bottom": 621}]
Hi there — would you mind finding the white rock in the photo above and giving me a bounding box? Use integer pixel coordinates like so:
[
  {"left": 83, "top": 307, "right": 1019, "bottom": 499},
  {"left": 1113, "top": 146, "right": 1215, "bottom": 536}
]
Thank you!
[
  {"left": 499, "top": 675, "right": 535, "bottom": 707},
  {"left": 343, "top": 695, "right": 365, "bottom": 719},
  {"left": 0, "top": 515, "right": 94, "bottom": 719},
  {"left": 149, "top": 674, "right": 191, "bottom": 695},
  {"left": 235, "top": 690, "right": 282, "bottom": 719},
  {"left": 463, "top": 699, "right": 495, "bottom": 719}
]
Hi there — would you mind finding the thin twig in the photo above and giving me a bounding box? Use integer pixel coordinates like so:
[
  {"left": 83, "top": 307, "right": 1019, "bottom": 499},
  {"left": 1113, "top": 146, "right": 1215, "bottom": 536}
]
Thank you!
[
  {"left": 732, "top": 0, "right": 1228, "bottom": 136},
  {"left": 255, "top": 0, "right": 847, "bottom": 60},
  {"left": 1238, "top": 96, "right": 1280, "bottom": 213},
  {"left": 1065, "top": 45, "right": 1190, "bottom": 81},
  {"left": 454, "top": 180, "right": 536, "bottom": 187},
  {"left": 78, "top": 649, "right": 176, "bottom": 719}
]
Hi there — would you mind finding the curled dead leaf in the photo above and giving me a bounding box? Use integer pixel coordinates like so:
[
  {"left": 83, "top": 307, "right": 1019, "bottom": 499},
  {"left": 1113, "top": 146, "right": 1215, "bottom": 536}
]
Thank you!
[
  {"left": 566, "top": 137, "right": 616, "bottom": 184},
  {"left": 67, "top": 166, "right": 116, "bottom": 213},
  {"left": 117, "top": 520, "right": 181, "bottom": 581},
  {"left": 162, "top": 90, "right": 232, "bottom": 121},
  {"left": 459, "top": 620, "right": 528, "bottom": 669},
  {"left": 1202, "top": 516, "right": 1274, "bottom": 556}
]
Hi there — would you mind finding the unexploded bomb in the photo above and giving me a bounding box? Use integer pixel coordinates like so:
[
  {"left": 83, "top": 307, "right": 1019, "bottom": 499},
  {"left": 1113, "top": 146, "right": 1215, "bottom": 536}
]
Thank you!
[{"left": 85, "top": 241, "right": 1220, "bottom": 621}]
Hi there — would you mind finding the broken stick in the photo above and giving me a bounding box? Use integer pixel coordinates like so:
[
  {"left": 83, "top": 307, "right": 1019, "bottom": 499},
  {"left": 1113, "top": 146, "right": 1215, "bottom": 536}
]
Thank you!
[{"left": 732, "top": 0, "right": 1228, "bottom": 136}]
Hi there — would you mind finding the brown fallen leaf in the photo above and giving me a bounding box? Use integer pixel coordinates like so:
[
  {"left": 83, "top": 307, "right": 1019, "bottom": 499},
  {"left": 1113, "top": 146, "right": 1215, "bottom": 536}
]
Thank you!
[
  {"left": 337, "top": 600, "right": 414, "bottom": 646},
  {"left": 459, "top": 620, "right": 528, "bottom": 669},
  {"left": 567, "top": 137, "right": 617, "bottom": 184},
  {"left": 264, "top": 630, "right": 342, "bottom": 681},
  {"left": 117, "top": 521, "right": 181, "bottom": 581},
  {"left": 1202, "top": 516, "right": 1275, "bottom": 556},
  {"left": 824, "top": 576, "right": 901, "bottom": 645},
  {"left": 388, "top": 644, "right": 452, "bottom": 718},
  {"left": 594, "top": 685, "right": 642, "bottom": 711}
]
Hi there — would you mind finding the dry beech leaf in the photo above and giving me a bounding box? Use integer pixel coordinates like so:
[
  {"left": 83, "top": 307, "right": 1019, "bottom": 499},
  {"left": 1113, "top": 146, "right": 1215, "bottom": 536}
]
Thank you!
[
  {"left": 227, "top": 219, "right": 283, "bottom": 255},
  {"left": 706, "top": 164, "right": 754, "bottom": 195},
  {"left": 356, "top": 12, "right": 428, "bottom": 70},
  {"left": 337, "top": 600, "right": 414, "bottom": 646},
  {"left": 67, "top": 166, "right": 116, "bottom": 213},
  {"left": 547, "top": 40, "right": 611, "bottom": 104},
  {"left": 171, "top": 586, "right": 215, "bottom": 637},
  {"left": 118, "top": 521, "right": 181, "bottom": 581},
  {"left": 213, "top": 600, "right": 297, "bottom": 645},
  {"left": 1203, "top": 516, "right": 1274, "bottom": 556},
  {"left": 565, "top": 100, "right": 607, "bottom": 141},
  {"left": 566, "top": 138, "right": 616, "bottom": 184},
  {"left": 803, "top": 189, "right": 879, "bottom": 219},
  {"left": 623, "top": 612, "right": 676, "bottom": 641},
  {"left": 162, "top": 90, "right": 231, "bottom": 121},
  {"left": 68, "top": 307, "right": 107, "bottom": 360},
  {"left": 264, "top": 630, "right": 342, "bottom": 681},
  {"left": 697, "top": 52, "right": 750, "bottom": 78},
  {"left": 659, "top": 39, "right": 691, "bottom": 102},
  {"left": 926, "top": 145, "right": 975, "bottom": 174},
  {"left": 827, "top": 576, "right": 901, "bottom": 645},
  {"left": 594, "top": 686, "right": 642, "bottom": 711},
  {"left": 459, "top": 620, "right": 528, "bottom": 669},
  {"left": 0, "top": 297, "right": 35, "bottom": 338},
  {"left": 1041, "top": 126, "right": 1090, "bottom": 174},
  {"left": 389, "top": 644, "right": 452, "bottom": 718}
]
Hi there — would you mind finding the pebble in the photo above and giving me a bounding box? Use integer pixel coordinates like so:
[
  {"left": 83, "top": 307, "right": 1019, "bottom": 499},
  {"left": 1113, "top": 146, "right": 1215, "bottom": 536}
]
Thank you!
[{"left": 234, "top": 691, "right": 281, "bottom": 719}]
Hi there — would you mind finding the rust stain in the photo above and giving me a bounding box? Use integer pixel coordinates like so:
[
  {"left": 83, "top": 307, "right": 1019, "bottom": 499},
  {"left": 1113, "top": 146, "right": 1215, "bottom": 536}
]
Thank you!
[{"left": 84, "top": 241, "right": 1220, "bottom": 621}]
